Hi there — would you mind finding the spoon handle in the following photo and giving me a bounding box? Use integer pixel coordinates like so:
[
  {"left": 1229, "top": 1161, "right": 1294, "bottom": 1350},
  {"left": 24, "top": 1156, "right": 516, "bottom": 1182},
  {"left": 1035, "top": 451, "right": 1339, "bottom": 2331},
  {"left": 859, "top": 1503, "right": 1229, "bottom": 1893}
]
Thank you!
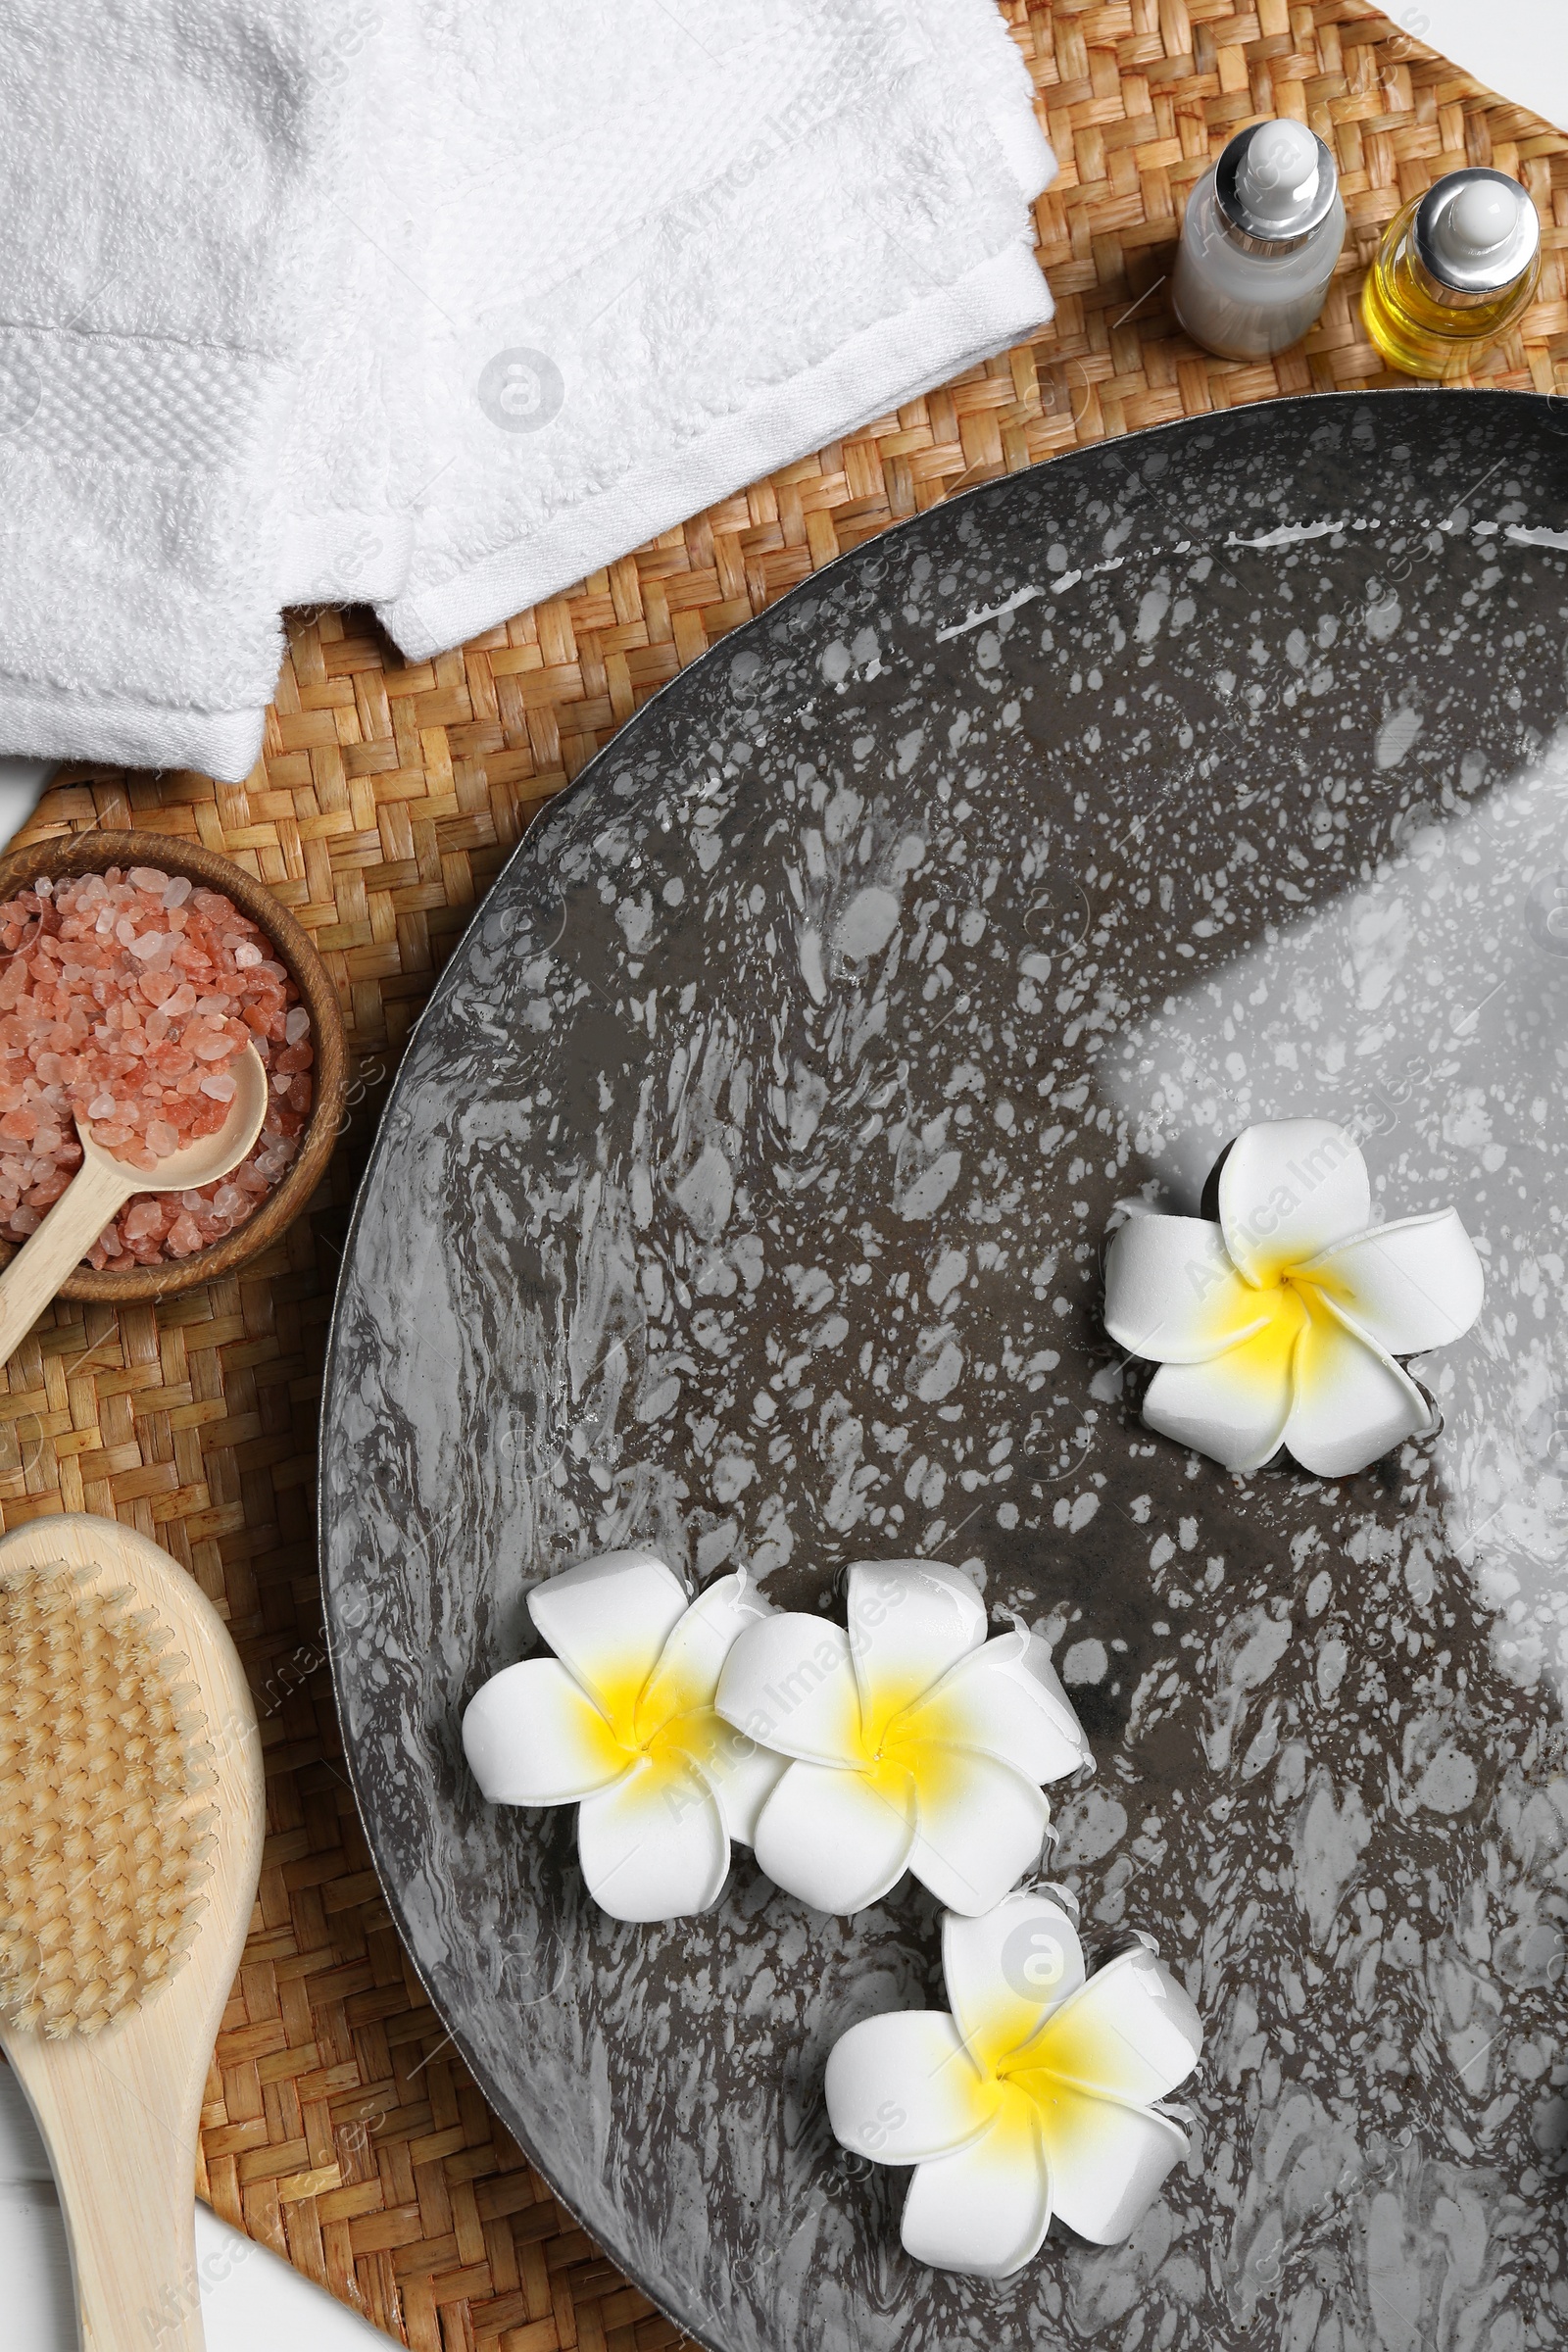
[{"left": 0, "top": 1156, "right": 132, "bottom": 1364}]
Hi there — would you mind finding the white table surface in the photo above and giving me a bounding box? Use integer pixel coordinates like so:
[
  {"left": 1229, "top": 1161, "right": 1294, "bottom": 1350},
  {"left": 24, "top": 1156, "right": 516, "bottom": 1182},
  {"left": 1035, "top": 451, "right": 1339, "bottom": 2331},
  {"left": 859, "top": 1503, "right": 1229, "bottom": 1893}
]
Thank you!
[
  {"left": 1404, "top": 2, "right": 1568, "bottom": 135},
  {"left": 0, "top": 5, "right": 1559, "bottom": 2343},
  {"left": 0, "top": 760, "right": 53, "bottom": 848}
]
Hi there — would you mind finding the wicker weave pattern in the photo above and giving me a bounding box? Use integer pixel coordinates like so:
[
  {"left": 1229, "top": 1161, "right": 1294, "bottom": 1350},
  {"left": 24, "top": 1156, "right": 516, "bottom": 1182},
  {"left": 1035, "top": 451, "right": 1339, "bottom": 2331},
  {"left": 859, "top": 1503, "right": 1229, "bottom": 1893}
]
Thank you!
[{"left": 0, "top": 5, "right": 1564, "bottom": 2344}]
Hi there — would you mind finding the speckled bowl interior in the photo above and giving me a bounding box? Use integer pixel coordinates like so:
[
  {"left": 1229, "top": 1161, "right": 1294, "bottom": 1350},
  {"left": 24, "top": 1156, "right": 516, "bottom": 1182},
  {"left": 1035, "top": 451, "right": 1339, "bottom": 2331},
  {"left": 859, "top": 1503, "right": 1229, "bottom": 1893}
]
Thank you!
[{"left": 322, "top": 392, "right": 1568, "bottom": 2352}]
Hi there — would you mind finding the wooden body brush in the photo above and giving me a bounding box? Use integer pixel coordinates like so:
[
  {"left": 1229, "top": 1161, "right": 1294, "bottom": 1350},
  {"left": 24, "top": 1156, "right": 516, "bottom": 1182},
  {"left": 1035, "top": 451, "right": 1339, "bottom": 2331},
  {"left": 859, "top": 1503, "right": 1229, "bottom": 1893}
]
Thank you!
[{"left": 0, "top": 1514, "right": 264, "bottom": 2352}]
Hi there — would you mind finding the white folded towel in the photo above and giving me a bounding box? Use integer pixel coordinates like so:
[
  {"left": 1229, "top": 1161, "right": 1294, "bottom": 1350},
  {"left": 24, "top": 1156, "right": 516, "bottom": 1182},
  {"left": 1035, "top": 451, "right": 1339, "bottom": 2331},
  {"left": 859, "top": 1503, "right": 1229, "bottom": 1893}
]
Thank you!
[
  {"left": 0, "top": 0, "right": 1054, "bottom": 779},
  {"left": 374, "top": 0, "right": 1056, "bottom": 658},
  {"left": 0, "top": 0, "right": 388, "bottom": 780}
]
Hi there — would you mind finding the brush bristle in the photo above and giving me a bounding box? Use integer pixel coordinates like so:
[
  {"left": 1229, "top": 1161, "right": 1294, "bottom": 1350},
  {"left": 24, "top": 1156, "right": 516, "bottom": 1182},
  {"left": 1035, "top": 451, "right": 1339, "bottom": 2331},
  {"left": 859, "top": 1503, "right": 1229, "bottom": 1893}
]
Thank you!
[{"left": 0, "top": 1560, "right": 215, "bottom": 2037}]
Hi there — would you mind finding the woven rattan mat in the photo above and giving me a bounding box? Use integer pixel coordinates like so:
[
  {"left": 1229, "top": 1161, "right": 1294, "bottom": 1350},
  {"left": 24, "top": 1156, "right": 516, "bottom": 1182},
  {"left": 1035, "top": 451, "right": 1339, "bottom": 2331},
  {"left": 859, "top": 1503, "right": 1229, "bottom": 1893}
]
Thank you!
[{"left": 2, "top": 4, "right": 1565, "bottom": 2346}]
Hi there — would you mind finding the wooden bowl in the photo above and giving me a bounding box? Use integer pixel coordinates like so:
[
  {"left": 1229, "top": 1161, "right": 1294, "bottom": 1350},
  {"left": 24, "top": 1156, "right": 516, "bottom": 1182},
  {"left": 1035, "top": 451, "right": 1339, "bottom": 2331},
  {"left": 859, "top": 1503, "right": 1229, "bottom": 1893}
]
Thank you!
[{"left": 0, "top": 830, "right": 347, "bottom": 1301}]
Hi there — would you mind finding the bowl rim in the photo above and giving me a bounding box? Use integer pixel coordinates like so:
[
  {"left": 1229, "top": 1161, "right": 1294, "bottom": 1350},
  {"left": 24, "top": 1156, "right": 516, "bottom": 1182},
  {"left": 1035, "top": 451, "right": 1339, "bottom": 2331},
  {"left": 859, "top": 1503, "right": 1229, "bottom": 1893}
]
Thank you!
[{"left": 0, "top": 827, "right": 347, "bottom": 1301}]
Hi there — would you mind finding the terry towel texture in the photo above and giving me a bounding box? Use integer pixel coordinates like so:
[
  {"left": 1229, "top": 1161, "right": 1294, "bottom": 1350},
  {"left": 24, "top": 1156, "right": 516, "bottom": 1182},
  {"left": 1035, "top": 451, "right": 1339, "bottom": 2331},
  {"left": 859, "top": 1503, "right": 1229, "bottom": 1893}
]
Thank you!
[
  {"left": 372, "top": 0, "right": 1056, "bottom": 657},
  {"left": 0, "top": 0, "right": 388, "bottom": 779},
  {"left": 0, "top": 0, "right": 1054, "bottom": 781}
]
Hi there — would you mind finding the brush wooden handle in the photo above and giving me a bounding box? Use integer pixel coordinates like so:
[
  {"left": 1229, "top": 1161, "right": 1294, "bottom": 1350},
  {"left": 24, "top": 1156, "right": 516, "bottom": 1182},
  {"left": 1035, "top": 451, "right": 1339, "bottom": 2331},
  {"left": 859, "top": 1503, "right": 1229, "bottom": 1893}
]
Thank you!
[
  {"left": 27, "top": 2026, "right": 208, "bottom": 2352},
  {"left": 0, "top": 1159, "right": 134, "bottom": 1370},
  {"left": 0, "top": 1516, "right": 265, "bottom": 2352}
]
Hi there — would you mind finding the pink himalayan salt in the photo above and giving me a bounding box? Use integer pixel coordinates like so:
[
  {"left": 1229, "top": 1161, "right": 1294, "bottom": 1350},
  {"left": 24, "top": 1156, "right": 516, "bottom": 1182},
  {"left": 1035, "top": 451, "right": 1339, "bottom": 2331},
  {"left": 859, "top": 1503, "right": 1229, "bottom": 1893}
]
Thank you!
[{"left": 0, "top": 865, "right": 314, "bottom": 1271}]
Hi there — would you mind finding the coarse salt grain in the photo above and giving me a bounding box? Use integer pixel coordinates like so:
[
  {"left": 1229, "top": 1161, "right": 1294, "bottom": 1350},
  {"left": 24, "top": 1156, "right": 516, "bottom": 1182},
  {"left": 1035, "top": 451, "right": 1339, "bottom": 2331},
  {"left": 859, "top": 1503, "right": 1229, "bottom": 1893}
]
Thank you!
[{"left": 0, "top": 866, "right": 314, "bottom": 1271}]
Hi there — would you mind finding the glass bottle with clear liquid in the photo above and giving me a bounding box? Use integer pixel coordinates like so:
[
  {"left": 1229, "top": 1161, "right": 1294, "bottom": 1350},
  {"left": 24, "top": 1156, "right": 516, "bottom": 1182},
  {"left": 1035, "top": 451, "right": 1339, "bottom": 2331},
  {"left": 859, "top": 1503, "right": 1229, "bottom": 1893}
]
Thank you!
[{"left": 1361, "top": 168, "right": 1541, "bottom": 380}]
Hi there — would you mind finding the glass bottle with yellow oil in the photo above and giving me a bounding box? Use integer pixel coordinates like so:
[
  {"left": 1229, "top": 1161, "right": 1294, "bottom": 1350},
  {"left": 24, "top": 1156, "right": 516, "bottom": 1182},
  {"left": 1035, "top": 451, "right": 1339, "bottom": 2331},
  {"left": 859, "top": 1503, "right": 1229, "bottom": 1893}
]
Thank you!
[{"left": 1362, "top": 168, "right": 1541, "bottom": 380}]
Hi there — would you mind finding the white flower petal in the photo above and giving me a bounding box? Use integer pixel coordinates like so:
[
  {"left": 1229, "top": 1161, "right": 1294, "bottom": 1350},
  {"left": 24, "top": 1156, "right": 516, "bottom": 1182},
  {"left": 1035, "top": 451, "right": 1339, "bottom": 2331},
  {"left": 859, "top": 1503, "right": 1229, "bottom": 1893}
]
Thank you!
[
  {"left": 1299, "top": 1207, "right": 1484, "bottom": 1355},
  {"left": 711, "top": 1740, "right": 790, "bottom": 1845},
  {"left": 714, "top": 1612, "right": 862, "bottom": 1764},
  {"left": 825, "top": 2010, "right": 998, "bottom": 2163},
  {"left": 752, "top": 1759, "right": 915, "bottom": 1913},
  {"left": 1028, "top": 2081, "right": 1189, "bottom": 2245},
  {"left": 906, "top": 1633, "right": 1090, "bottom": 1787},
  {"left": 1141, "top": 1305, "right": 1300, "bottom": 1471},
  {"left": 898, "top": 2089, "right": 1053, "bottom": 2278},
  {"left": 678, "top": 1717, "right": 789, "bottom": 1845},
  {"left": 528, "top": 1548, "right": 689, "bottom": 1732},
  {"left": 847, "top": 1559, "right": 987, "bottom": 1733},
  {"left": 908, "top": 1750, "right": 1051, "bottom": 1916},
  {"left": 943, "top": 1892, "right": 1087, "bottom": 2075},
  {"left": 462, "top": 1658, "right": 629, "bottom": 1804},
  {"left": 1281, "top": 1293, "right": 1434, "bottom": 1477},
  {"left": 1103, "top": 1214, "right": 1270, "bottom": 1363},
  {"left": 638, "top": 1569, "right": 772, "bottom": 1728},
  {"left": 1218, "top": 1119, "right": 1370, "bottom": 1285},
  {"left": 1015, "top": 1945, "right": 1203, "bottom": 2102},
  {"left": 574, "top": 1754, "right": 729, "bottom": 1922}
]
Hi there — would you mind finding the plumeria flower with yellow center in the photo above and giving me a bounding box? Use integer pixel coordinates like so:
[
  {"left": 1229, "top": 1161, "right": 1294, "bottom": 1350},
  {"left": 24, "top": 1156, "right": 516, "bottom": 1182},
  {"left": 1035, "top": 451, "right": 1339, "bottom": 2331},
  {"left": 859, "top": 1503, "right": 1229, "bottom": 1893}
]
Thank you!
[
  {"left": 461, "top": 1548, "right": 785, "bottom": 1923},
  {"left": 1103, "top": 1118, "right": 1484, "bottom": 1477},
  {"left": 825, "top": 1890, "right": 1202, "bottom": 2277},
  {"left": 713, "top": 1559, "right": 1090, "bottom": 1917}
]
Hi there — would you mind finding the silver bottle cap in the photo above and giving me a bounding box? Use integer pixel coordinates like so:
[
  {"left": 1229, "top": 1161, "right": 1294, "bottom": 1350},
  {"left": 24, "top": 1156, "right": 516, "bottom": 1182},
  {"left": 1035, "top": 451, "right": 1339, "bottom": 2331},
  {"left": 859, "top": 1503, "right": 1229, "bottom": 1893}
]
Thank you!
[
  {"left": 1212, "top": 119, "right": 1339, "bottom": 257},
  {"left": 1414, "top": 169, "right": 1540, "bottom": 307}
]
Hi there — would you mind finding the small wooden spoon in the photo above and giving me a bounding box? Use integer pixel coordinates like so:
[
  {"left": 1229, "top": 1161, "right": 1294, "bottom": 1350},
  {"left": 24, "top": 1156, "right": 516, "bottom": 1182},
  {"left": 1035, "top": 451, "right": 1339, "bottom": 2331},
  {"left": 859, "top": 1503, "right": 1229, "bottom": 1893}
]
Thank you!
[
  {"left": 0, "top": 1512, "right": 265, "bottom": 2352},
  {"left": 0, "top": 1044, "right": 270, "bottom": 1364}
]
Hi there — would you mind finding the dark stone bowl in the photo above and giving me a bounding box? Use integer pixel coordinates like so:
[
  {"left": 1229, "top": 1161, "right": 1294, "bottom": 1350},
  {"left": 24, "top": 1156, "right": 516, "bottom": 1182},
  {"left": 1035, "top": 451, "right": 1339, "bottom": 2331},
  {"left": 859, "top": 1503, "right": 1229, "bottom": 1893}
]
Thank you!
[{"left": 322, "top": 392, "right": 1568, "bottom": 2352}]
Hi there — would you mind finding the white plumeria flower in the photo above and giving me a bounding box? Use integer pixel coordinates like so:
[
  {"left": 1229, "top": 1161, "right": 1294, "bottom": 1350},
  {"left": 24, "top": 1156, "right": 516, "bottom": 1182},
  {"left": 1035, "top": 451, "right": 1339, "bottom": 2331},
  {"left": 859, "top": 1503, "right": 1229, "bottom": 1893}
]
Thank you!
[
  {"left": 1103, "top": 1118, "right": 1485, "bottom": 1477},
  {"left": 461, "top": 1548, "right": 785, "bottom": 1923},
  {"left": 825, "top": 1890, "right": 1202, "bottom": 2277},
  {"left": 713, "top": 1559, "right": 1090, "bottom": 1917}
]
